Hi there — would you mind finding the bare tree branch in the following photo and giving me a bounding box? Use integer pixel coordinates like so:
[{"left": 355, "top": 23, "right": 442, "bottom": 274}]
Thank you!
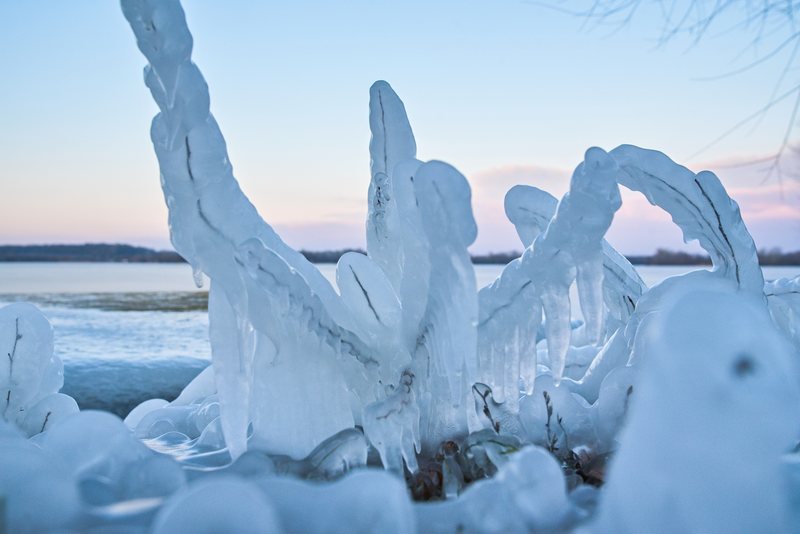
[
  {"left": 686, "top": 81, "right": 800, "bottom": 160},
  {"left": 540, "top": 0, "right": 800, "bottom": 181}
]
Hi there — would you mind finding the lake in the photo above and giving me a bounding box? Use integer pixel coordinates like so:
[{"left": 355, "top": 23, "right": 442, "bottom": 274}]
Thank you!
[
  {"left": 2, "top": 262, "right": 798, "bottom": 362},
  {"left": 2, "top": 262, "right": 797, "bottom": 415}
]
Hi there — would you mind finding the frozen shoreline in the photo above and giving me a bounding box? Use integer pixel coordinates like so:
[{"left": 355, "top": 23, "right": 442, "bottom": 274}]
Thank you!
[{"left": 2, "top": 264, "right": 798, "bottom": 418}]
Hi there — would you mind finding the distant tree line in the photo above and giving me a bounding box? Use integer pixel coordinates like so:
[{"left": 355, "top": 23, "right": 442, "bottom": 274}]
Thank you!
[
  {"left": 625, "top": 248, "right": 800, "bottom": 266},
  {"left": 470, "top": 252, "right": 520, "bottom": 264},
  {"left": 0, "top": 244, "right": 185, "bottom": 263},
  {"left": 625, "top": 249, "right": 712, "bottom": 266},
  {"left": 1, "top": 244, "right": 798, "bottom": 265},
  {"left": 756, "top": 248, "right": 800, "bottom": 266},
  {"left": 297, "top": 249, "right": 366, "bottom": 263},
  {"left": 472, "top": 248, "right": 800, "bottom": 266}
]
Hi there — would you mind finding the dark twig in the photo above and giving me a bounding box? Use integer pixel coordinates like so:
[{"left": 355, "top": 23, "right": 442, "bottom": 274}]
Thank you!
[
  {"left": 543, "top": 391, "right": 559, "bottom": 453},
  {"left": 8, "top": 318, "right": 21, "bottom": 380},
  {"left": 40, "top": 412, "right": 52, "bottom": 434},
  {"left": 473, "top": 385, "right": 501, "bottom": 433}
]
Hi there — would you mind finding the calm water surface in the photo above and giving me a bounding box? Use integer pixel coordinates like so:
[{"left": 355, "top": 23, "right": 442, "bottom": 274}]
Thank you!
[
  {"left": 2, "top": 262, "right": 798, "bottom": 294},
  {"left": 0, "top": 262, "right": 797, "bottom": 364}
]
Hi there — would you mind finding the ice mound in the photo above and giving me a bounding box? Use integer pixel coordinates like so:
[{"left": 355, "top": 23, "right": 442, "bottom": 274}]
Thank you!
[
  {"left": 592, "top": 289, "right": 800, "bottom": 533},
  {"left": 150, "top": 477, "right": 281, "bottom": 534},
  {"left": 35, "top": 410, "right": 186, "bottom": 505},
  {"left": 1, "top": 302, "right": 79, "bottom": 442},
  {"left": 256, "top": 469, "right": 416, "bottom": 534},
  {"left": 0, "top": 439, "right": 80, "bottom": 534}
]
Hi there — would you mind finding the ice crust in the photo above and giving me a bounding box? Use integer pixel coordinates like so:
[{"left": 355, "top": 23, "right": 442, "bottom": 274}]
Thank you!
[{"left": 2, "top": 0, "right": 798, "bottom": 531}]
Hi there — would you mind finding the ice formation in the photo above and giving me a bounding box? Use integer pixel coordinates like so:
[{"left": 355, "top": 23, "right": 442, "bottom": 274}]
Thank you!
[
  {"left": 120, "top": 0, "right": 384, "bottom": 461},
  {"left": 120, "top": 0, "right": 484, "bottom": 466},
  {"left": 766, "top": 276, "right": 800, "bottom": 353},
  {"left": 0, "top": 303, "right": 72, "bottom": 431},
  {"left": 591, "top": 289, "right": 800, "bottom": 533},
  {"left": 2, "top": 0, "right": 800, "bottom": 531},
  {"left": 0, "top": 437, "right": 81, "bottom": 534},
  {"left": 150, "top": 478, "right": 281, "bottom": 534}
]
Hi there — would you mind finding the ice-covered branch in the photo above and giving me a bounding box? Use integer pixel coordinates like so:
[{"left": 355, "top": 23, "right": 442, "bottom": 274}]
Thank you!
[
  {"left": 503, "top": 184, "right": 646, "bottom": 323},
  {"left": 367, "top": 81, "right": 418, "bottom": 295},
  {"left": 122, "top": 0, "right": 379, "bottom": 460},
  {"left": 365, "top": 82, "right": 432, "bottom": 354},
  {"left": 478, "top": 182, "right": 643, "bottom": 403},
  {"left": 363, "top": 84, "right": 480, "bottom": 453},
  {"left": 610, "top": 145, "right": 764, "bottom": 295},
  {"left": 505, "top": 148, "right": 622, "bottom": 386},
  {"left": 362, "top": 370, "right": 420, "bottom": 474},
  {"left": 415, "top": 160, "right": 479, "bottom": 404},
  {"left": 336, "top": 251, "right": 411, "bottom": 386},
  {"left": 1, "top": 304, "right": 71, "bottom": 432}
]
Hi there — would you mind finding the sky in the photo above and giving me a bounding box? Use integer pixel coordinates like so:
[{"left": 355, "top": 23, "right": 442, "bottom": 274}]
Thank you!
[{"left": 1, "top": 0, "right": 798, "bottom": 255}]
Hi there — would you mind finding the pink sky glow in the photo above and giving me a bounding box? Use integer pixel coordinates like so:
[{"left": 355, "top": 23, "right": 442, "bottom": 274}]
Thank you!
[{"left": 1, "top": 151, "right": 797, "bottom": 257}]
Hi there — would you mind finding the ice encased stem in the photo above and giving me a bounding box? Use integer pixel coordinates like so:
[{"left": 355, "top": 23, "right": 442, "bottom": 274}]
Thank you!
[
  {"left": 122, "top": 0, "right": 377, "bottom": 460},
  {"left": 520, "top": 148, "right": 621, "bottom": 385},
  {"left": 362, "top": 370, "right": 420, "bottom": 474},
  {"left": 414, "top": 161, "right": 479, "bottom": 404},
  {"left": 336, "top": 252, "right": 410, "bottom": 386},
  {"left": 0, "top": 303, "right": 64, "bottom": 426},
  {"left": 610, "top": 145, "right": 764, "bottom": 295},
  {"left": 366, "top": 81, "right": 418, "bottom": 295}
]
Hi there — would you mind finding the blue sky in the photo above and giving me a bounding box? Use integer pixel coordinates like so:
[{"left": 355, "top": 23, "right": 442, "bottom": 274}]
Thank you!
[{"left": 1, "top": 0, "right": 798, "bottom": 254}]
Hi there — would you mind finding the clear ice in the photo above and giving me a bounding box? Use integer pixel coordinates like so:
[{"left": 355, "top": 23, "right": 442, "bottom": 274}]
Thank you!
[
  {"left": 0, "top": 303, "right": 68, "bottom": 429},
  {"left": 2, "top": 0, "right": 798, "bottom": 531}
]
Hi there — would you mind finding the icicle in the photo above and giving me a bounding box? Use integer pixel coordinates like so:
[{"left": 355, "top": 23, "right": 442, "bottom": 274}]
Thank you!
[
  {"left": 414, "top": 160, "right": 479, "bottom": 405},
  {"left": 192, "top": 266, "right": 204, "bottom": 288},
  {"left": 362, "top": 370, "right": 420, "bottom": 474},
  {"left": 518, "top": 148, "right": 622, "bottom": 385}
]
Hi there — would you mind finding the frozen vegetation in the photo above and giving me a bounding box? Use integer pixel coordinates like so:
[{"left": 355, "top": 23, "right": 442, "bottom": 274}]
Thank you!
[{"left": 2, "top": 0, "right": 800, "bottom": 532}]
